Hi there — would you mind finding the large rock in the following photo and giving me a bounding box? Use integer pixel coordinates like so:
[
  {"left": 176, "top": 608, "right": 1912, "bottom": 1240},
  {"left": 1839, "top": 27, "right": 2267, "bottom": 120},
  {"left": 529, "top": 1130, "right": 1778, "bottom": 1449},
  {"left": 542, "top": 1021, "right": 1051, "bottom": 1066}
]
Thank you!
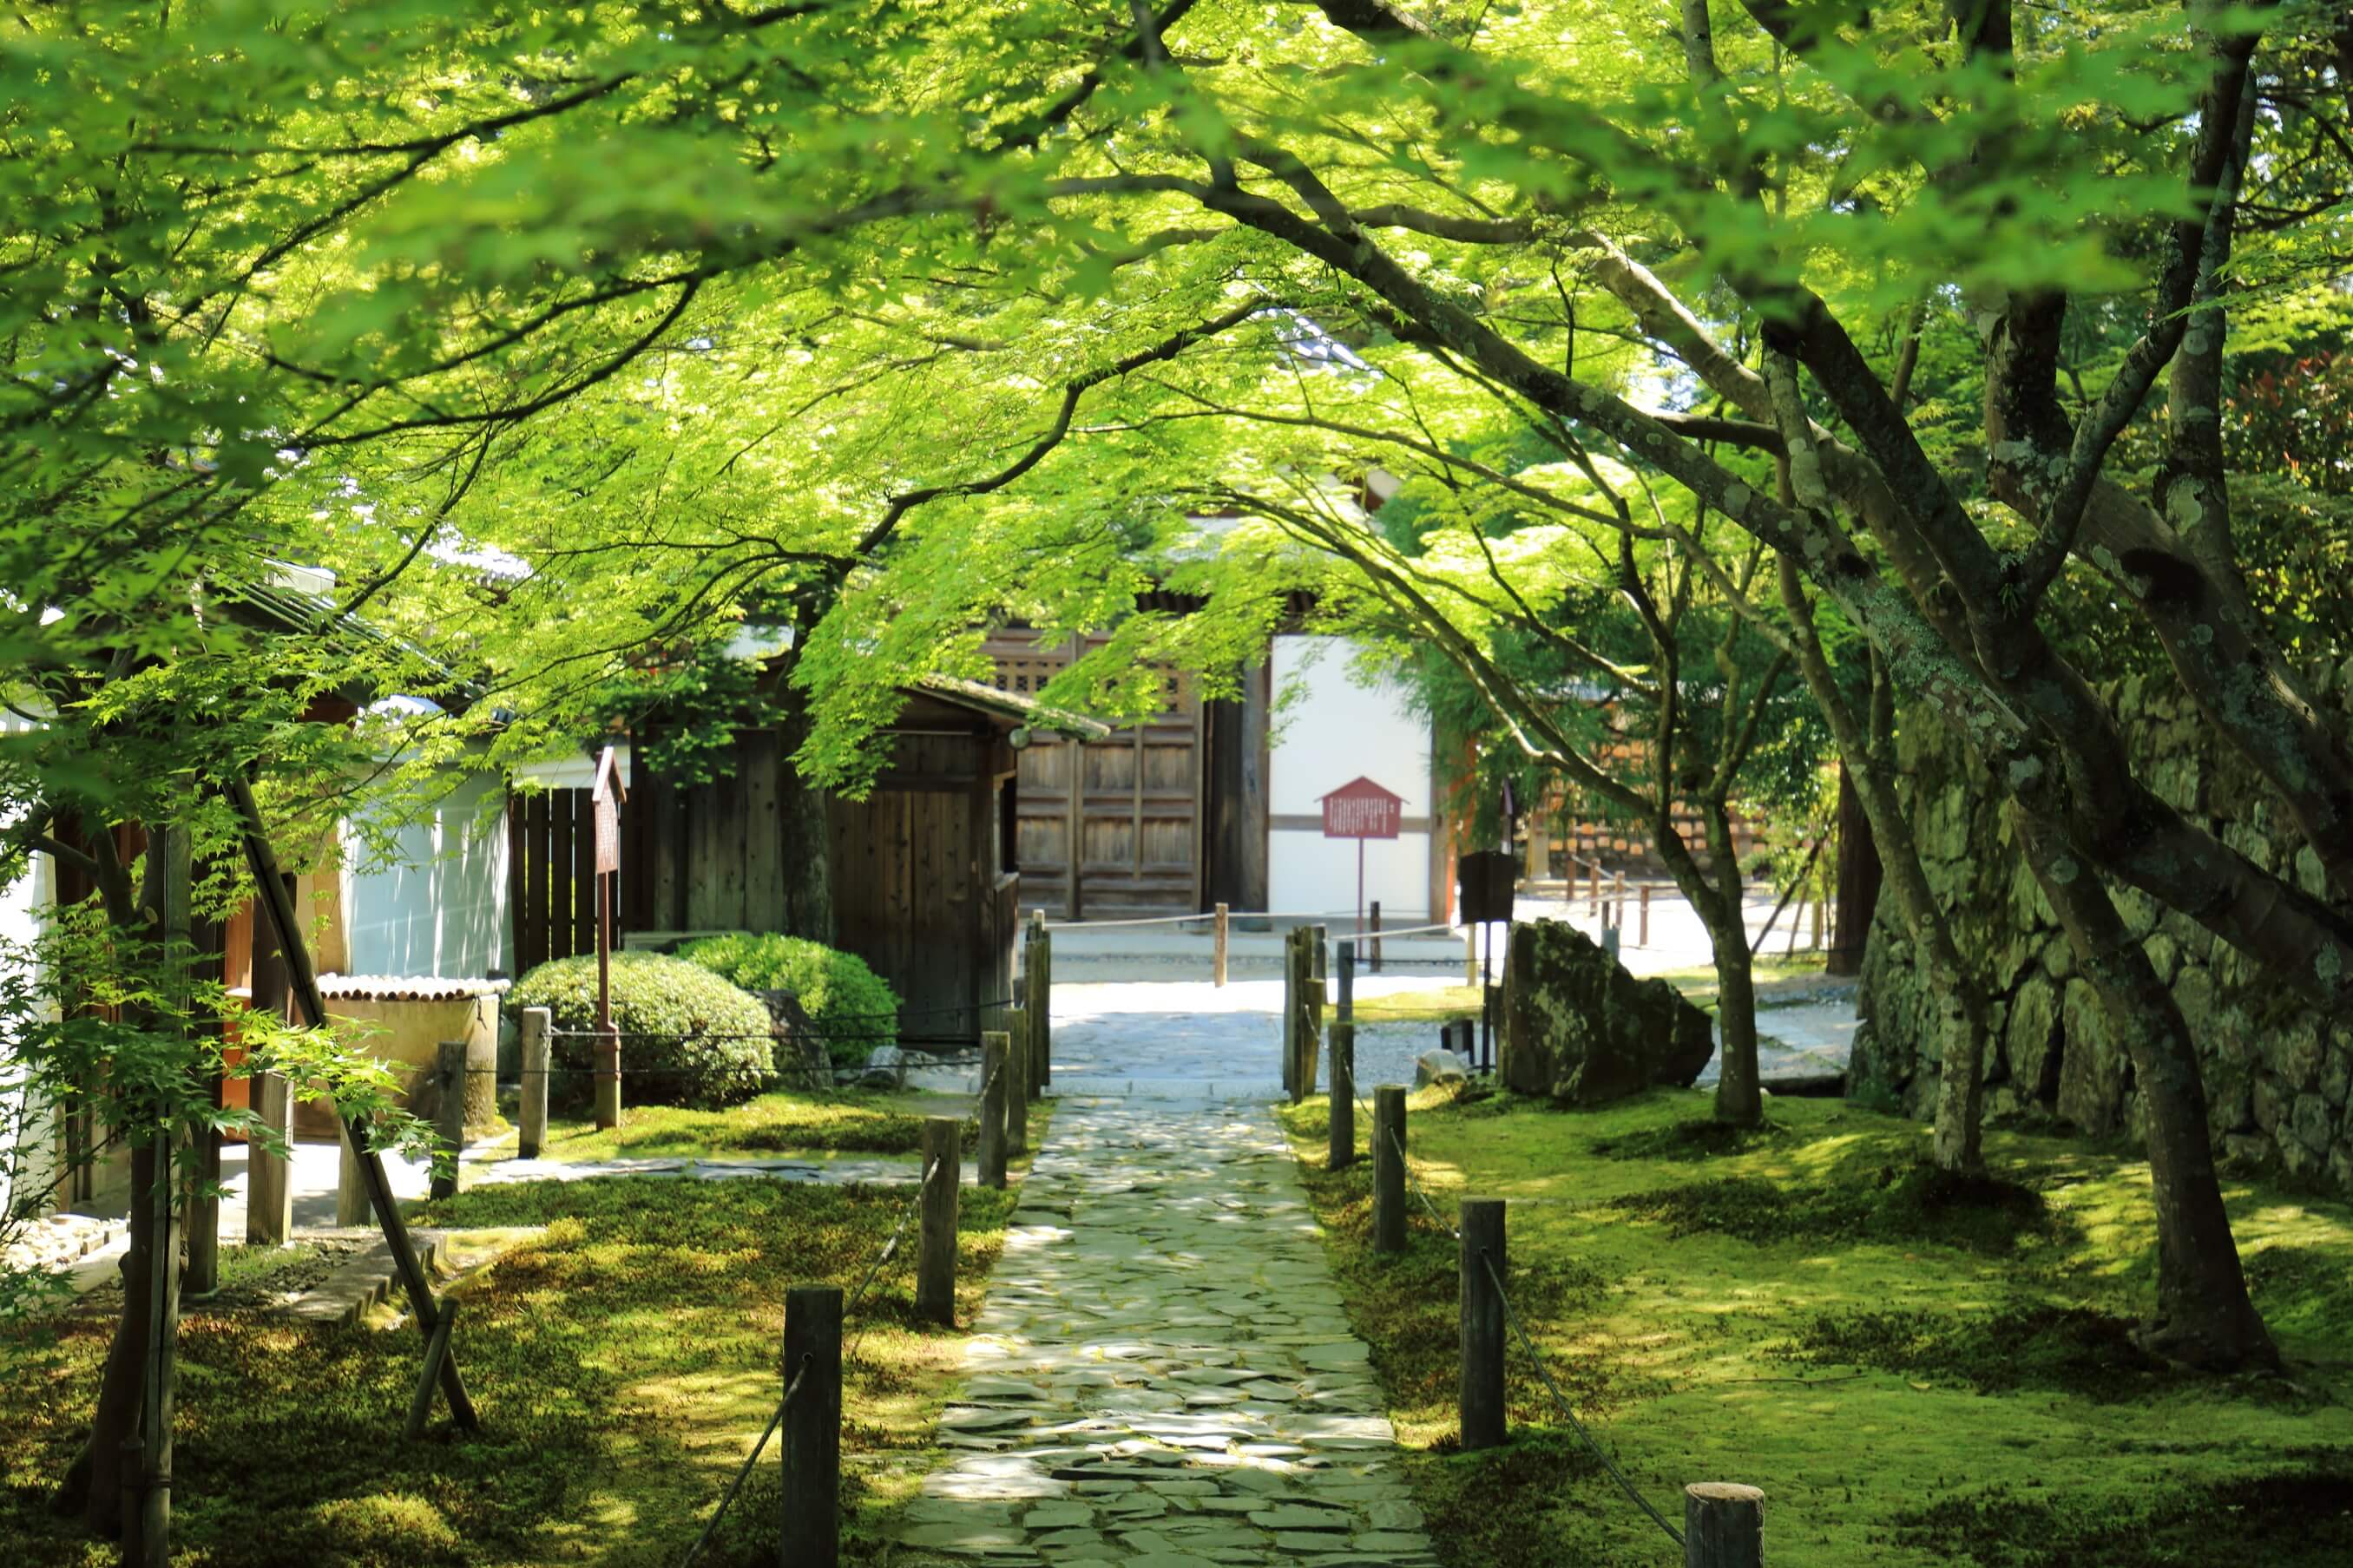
[
  {"left": 1499, "top": 922, "right": 1714, "bottom": 1106},
  {"left": 1414, "top": 1050, "right": 1470, "bottom": 1089}
]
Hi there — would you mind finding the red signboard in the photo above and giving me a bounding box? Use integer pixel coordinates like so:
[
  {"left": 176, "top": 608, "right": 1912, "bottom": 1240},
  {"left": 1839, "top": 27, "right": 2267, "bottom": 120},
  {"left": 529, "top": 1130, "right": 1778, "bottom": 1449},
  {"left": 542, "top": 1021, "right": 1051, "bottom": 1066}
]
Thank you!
[{"left": 1320, "top": 776, "right": 1404, "bottom": 840}]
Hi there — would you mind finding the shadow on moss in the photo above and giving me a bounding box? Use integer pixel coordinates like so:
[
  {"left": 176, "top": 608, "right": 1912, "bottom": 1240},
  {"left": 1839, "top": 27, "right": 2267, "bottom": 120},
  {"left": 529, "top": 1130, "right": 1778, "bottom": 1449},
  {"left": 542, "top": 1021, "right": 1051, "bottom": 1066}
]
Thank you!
[
  {"left": 1787, "top": 1302, "right": 2175, "bottom": 1399},
  {"left": 1588, "top": 1117, "right": 1798, "bottom": 1161},
  {"left": 1608, "top": 1162, "right": 2074, "bottom": 1256},
  {"left": 1890, "top": 1466, "right": 2353, "bottom": 1566}
]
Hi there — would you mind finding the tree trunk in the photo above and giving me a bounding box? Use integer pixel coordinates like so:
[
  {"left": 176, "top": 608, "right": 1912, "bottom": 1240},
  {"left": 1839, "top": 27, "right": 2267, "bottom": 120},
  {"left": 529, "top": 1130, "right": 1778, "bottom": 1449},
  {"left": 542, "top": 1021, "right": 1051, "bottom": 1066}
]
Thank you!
[
  {"left": 1708, "top": 902, "right": 1764, "bottom": 1126},
  {"left": 63, "top": 1142, "right": 155, "bottom": 1535},
  {"left": 771, "top": 679, "right": 835, "bottom": 946},
  {"left": 2008, "top": 806, "right": 2277, "bottom": 1370},
  {"left": 1778, "top": 558, "right": 1990, "bottom": 1168}
]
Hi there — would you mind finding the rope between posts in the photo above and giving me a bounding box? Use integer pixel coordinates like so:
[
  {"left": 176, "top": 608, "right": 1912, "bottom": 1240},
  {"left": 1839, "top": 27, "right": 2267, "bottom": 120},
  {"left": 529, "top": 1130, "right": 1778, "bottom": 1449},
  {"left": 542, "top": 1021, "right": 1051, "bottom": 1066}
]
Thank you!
[
  {"left": 1481, "top": 1250, "right": 1685, "bottom": 1548},
  {"left": 678, "top": 1356, "right": 811, "bottom": 1568},
  {"left": 675, "top": 1048, "right": 1002, "bottom": 1568},
  {"left": 1386, "top": 1122, "right": 1458, "bottom": 1238}
]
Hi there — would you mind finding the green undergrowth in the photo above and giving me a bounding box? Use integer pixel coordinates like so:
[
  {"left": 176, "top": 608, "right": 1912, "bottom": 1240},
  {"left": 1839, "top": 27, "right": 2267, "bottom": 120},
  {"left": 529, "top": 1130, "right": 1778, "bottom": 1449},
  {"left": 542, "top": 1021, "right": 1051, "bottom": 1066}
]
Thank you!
[
  {"left": 534, "top": 1083, "right": 1018, "bottom": 1162},
  {"left": 1280, "top": 1084, "right": 2353, "bottom": 1568},
  {"left": 0, "top": 1155, "right": 1041, "bottom": 1568}
]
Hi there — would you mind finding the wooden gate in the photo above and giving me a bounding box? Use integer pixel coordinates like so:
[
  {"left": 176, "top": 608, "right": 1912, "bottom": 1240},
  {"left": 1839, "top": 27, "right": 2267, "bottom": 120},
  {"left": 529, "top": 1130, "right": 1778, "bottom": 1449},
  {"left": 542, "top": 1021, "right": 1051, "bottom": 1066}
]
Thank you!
[
  {"left": 986, "top": 630, "right": 1204, "bottom": 921},
  {"left": 507, "top": 786, "right": 600, "bottom": 974}
]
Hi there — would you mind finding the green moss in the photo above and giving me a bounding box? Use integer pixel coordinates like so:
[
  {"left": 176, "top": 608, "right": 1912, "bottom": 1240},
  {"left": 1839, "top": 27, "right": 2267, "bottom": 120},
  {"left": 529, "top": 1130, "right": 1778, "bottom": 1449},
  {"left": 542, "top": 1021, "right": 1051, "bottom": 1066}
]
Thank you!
[
  {"left": 1279, "top": 1086, "right": 2353, "bottom": 1568},
  {"left": 537, "top": 1084, "right": 1013, "bottom": 1161},
  {"left": 1890, "top": 1466, "right": 2353, "bottom": 1567},
  {"left": 0, "top": 1170, "right": 1033, "bottom": 1568},
  {"left": 1609, "top": 1163, "right": 2072, "bottom": 1256}
]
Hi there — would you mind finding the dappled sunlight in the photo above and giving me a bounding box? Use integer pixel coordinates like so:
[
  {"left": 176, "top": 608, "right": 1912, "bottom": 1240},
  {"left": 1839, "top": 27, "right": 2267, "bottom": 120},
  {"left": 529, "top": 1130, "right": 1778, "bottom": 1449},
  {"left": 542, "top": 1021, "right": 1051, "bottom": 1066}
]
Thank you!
[{"left": 1281, "top": 1084, "right": 2353, "bottom": 1568}]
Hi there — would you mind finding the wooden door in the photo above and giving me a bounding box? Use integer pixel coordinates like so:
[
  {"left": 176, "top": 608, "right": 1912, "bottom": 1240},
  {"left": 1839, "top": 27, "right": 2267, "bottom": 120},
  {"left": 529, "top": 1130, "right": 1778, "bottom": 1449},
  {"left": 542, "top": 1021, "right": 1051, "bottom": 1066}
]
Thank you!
[{"left": 985, "top": 630, "right": 1203, "bottom": 921}]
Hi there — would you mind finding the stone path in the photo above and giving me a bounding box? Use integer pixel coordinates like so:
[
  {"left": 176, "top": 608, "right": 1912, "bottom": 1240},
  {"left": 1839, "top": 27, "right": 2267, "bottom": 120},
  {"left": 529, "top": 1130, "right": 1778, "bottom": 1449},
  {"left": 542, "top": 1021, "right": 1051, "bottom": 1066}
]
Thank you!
[{"left": 898, "top": 1094, "right": 1438, "bottom": 1568}]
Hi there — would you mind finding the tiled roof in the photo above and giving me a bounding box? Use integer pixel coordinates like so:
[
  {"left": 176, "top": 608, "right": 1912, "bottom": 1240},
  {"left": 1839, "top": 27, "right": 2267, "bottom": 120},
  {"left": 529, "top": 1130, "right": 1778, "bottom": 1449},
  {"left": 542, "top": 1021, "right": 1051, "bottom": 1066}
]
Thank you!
[{"left": 316, "top": 974, "right": 512, "bottom": 1001}]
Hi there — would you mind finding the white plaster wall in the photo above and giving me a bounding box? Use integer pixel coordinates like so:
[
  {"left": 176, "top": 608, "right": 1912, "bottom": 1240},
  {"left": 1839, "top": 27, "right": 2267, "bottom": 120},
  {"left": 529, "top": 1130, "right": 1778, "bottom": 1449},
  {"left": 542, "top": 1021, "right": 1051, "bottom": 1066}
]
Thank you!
[
  {"left": 342, "top": 771, "right": 509, "bottom": 978},
  {"left": 0, "top": 712, "right": 58, "bottom": 1217},
  {"left": 1268, "top": 636, "right": 1435, "bottom": 922}
]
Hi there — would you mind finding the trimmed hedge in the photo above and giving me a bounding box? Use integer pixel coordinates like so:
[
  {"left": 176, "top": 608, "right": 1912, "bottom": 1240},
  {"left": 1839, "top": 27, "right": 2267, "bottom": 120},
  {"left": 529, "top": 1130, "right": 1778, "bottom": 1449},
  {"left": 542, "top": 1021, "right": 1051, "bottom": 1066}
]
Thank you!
[
  {"left": 508, "top": 952, "right": 773, "bottom": 1108},
  {"left": 676, "top": 933, "right": 900, "bottom": 1069}
]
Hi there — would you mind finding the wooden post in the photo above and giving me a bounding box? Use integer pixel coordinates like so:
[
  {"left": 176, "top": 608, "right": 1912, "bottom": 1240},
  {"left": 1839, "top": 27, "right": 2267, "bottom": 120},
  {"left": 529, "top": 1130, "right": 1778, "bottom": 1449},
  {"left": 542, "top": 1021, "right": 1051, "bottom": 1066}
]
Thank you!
[
  {"left": 517, "top": 1007, "right": 550, "bottom": 1160},
  {"left": 186, "top": 1076, "right": 221, "bottom": 1296},
  {"left": 782, "top": 1285, "right": 844, "bottom": 1568},
  {"left": 1684, "top": 1483, "right": 1765, "bottom": 1568},
  {"left": 1025, "top": 911, "right": 1050, "bottom": 1092},
  {"left": 1459, "top": 1198, "right": 1507, "bottom": 1451},
  {"left": 247, "top": 1072, "right": 293, "bottom": 1246},
  {"left": 1293, "top": 977, "right": 1323, "bottom": 1106},
  {"left": 978, "top": 1033, "right": 1009, "bottom": 1189},
  {"left": 431, "top": 1040, "right": 466, "bottom": 1201},
  {"left": 593, "top": 1020, "right": 621, "bottom": 1132},
  {"left": 1613, "top": 871, "right": 1626, "bottom": 931},
  {"left": 915, "top": 1117, "right": 961, "bottom": 1326},
  {"left": 1588, "top": 860, "right": 1601, "bottom": 916},
  {"left": 1328, "top": 1022, "right": 1356, "bottom": 1170},
  {"left": 404, "top": 1300, "right": 460, "bottom": 1439},
  {"left": 1811, "top": 895, "right": 1824, "bottom": 952},
  {"left": 1002, "top": 1006, "right": 1029, "bottom": 1158},
  {"left": 1372, "top": 1086, "right": 1407, "bottom": 1255},
  {"left": 1336, "top": 938, "right": 1355, "bottom": 1024},
  {"left": 337, "top": 1119, "right": 373, "bottom": 1228},
  {"left": 1213, "top": 902, "right": 1229, "bottom": 987},
  {"left": 1464, "top": 924, "right": 1479, "bottom": 987},
  {"left": 1289, "top": 930, "right": 1308, "bottom": 1091},
  {"left": 1640, "top": 883, "right": 1652, "bottom": 948},
  {"left": 1524, "top": 816, "right": 1548, "bottom": 880}
]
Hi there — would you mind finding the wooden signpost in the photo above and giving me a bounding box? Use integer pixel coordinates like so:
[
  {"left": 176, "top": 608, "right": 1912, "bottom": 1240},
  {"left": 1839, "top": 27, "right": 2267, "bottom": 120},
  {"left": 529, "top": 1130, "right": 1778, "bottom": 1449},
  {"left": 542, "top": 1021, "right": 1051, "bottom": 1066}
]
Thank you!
[
  {"left": 1318, "top": 776, "right": 1404, "bottom": 938},
  {"left": 591, "top": 745, "right": 626, "bottom": 1130}
]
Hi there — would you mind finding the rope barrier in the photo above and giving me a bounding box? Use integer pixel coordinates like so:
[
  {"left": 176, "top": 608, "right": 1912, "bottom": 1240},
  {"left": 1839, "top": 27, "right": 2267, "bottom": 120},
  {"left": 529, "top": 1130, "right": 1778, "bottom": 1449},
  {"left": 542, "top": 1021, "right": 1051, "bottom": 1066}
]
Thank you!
[
  {"left": 677, "top": 1356, "right": 810, "bottom": 1568},
  {"left": 1481, "top": 1250, "right": 1685, "bottom": 1548},
  {"left": 673, "top": 1047, "right": 1004, "bottom": 1568}
]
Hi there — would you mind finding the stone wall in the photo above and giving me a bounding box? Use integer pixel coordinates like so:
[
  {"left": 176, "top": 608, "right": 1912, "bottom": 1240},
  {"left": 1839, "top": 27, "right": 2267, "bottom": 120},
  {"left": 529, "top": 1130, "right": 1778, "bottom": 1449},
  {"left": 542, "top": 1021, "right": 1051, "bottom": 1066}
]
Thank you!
[{"left": 1851, "top": 667, "right": 2353, "bottom": 1195}]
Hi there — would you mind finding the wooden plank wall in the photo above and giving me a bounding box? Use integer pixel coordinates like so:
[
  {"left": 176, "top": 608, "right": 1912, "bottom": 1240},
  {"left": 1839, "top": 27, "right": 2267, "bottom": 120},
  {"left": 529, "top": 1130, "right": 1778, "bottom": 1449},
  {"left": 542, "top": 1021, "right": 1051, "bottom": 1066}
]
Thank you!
[
  {"left": 509, "top": 786, "right": 600, "bottom": 974},
  {"left": 604, "top": 721, "right": 1014, "bottom": 1027}
]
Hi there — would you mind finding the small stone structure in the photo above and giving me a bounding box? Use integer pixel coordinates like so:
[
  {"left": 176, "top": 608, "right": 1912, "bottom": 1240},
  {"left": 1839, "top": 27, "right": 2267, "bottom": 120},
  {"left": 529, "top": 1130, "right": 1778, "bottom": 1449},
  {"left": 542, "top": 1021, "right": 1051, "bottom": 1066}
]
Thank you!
[
  {"left": 309, "top": 975, "right": 508, "bottom": 1138},
  {"left": 1853, "top": 671, "right": 2353, "bottom": 1194},
  {"left": 1499, "top": 921, "right": 1715, "bottom": 1105}
]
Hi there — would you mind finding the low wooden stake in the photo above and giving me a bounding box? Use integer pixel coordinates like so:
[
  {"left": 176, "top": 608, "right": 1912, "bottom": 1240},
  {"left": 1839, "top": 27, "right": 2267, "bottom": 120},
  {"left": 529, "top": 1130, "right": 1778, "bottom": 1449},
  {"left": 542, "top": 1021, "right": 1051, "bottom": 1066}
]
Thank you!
[
  {"left": 1025, "top": 911, "right": 1051, "bottom": 1092},
  {"left": 1684, "top": 1483, "right": 1765, "bottom": 1568},
  {"left": 783, "top": 1286, "right": 844, "bottom": 1568},
  {"left": 1213, "top": 902, "right": 1229, "bottom": 987},
  {"left": 1002, "top": 1007, "right": 1029, "bottom": 1157},
  {"left": 431, "top": 1040, "right": 466, "bottom": 1202},
  {"left": 978, "top": 1033, "right": 1009, "bottom": 1189},
  {"left": 1372, "top": 1086, "right": 1407, "bottom": 1255},
  {"left": 247, "top": 1072, "right": 293, "bottom": 1246},
  {"left": 1640, "top": 883, "right": 1652, "bottom": 947},
  {"left": 337, "top": 1121, "right": 372, "bottom": 1228},
  {"left": 404, "top": 1299, "right": 461, "bottom": 1440},
  {"left": 1370, "top": 900, "right": 1383, "bottom": 973},
  {"left": 915, "top": 1117, "right": 960, "bottom": 1326},
  {"left": 1459, "top": 1198, "right": 1506, "bottom": 1451},
  {"left": 1328, "top": 1022, "right": 1356, "bottom": 1170},
  {"left": 593, "top": 1021, "right": 621, "bottom": 1132},
  {"left": 517, "top": 1007, "right": 550, "bottom": 1160}
]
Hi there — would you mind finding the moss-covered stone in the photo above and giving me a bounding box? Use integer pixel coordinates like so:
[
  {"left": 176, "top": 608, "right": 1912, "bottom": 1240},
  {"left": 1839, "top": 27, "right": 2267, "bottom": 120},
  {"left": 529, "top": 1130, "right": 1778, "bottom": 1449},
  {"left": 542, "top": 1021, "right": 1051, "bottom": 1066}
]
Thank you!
[{"left": 1857, "top": 680, "right": 2353, "bottom": 1194}]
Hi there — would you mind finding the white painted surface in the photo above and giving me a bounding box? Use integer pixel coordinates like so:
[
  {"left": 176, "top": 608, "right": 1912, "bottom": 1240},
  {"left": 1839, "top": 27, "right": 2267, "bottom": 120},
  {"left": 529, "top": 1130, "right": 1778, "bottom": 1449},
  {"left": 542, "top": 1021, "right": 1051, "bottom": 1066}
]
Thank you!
[
  {"left": 342, "top": 771, "right": 509, "bottom": 978},
  {"left": 1267, "top": 636, "right": 1434, "bottom": 921},
  {"left": 0, "top": 711, "right": 59, "bottom": 1217}
]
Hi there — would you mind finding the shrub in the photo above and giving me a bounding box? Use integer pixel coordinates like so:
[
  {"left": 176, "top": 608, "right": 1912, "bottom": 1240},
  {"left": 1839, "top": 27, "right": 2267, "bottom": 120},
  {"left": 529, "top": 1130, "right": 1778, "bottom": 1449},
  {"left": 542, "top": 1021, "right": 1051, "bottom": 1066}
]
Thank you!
[
  {"left": 676, "top": 933, "right": 900, "bottom": 1069},
  {"left": 508, "top": 952, "right": 773, "bottom": 1108}
]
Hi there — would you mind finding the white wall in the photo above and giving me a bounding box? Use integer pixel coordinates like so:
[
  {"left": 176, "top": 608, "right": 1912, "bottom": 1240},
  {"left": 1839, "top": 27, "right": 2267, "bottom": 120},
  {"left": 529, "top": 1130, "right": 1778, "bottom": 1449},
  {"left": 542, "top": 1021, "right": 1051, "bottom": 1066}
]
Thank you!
[
  {"left": 0, "top": 712, "right": 58, "bottom": 1217},
  {"left": 342, "top": 771, "right": 509, "bottom": 978},
  {"left": 1268, "top": 636, "right": 1436, "bottom": 922}
]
